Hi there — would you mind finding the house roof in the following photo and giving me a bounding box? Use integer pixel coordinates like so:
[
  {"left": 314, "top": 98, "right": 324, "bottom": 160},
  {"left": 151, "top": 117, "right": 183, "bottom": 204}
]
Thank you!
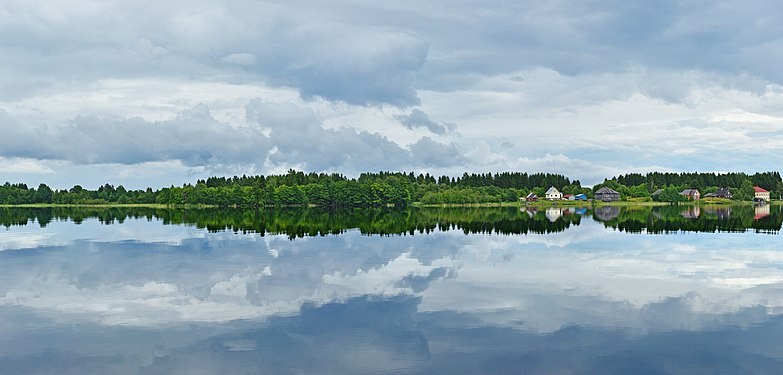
[
  {"left": 526, "top": 192, "right": 537, "bottom": 198},
  {"left": 546, "top": 187, "right": 560, "bottom": 195},
  {"left": 681, "top": 189, "right": 700, "bottom": 196},
  {"left": 755, "top": 186, "right": 769, "bottom": 193},
  {"left": 595, "top": 187, "right": 619, "bottom": 194},
  {"left": 651, "top": 189, "right": 664, "bottom": 195}
]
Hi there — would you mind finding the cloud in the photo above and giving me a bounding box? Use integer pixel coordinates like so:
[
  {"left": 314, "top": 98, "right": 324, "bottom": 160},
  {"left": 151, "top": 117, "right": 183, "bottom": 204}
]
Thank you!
[
  {"left": 245, "top": 99, "right": 465, "bottom": 171},
  {"left": 0, "top": 101, "right": 469, "bottom": 174},
  {"left": 0, "top": 157, "right": 53, "bottom": 174},
  {"left": 395, "top": 108, "right": 455, "bottom": 134},
  {"left": 0, "top": 105, "right": 271, "bottom": 166},
  {"left": 2, "top": 0, "right": 783, "bottom": 187},
  {"left": 0, "top": 1, "right": 429, "bottom": 106},
  {"left": 408, "top": 137, "right": 466, "bottom": 167},
  {"left": 221, "top": 53, "right": 256, "bottom": 66}
]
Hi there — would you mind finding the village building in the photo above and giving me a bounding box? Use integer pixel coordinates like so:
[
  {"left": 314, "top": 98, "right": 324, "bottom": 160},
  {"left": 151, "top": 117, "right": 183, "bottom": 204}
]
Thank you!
[
  {"left": 680, "top": 189, "right": 701, "bottom": 200},
  {"left": 545, "top": 187, "right": 562, "bottom": 200},
  {"left": 595, "top": 187, "right": 620, "bottom": 202},
  {"left": 704, "top": 187, "right": 732, "bottom": 199},
  {"left": 574, "top": 193, "right": 587, "bottom": 201},
  {"left": 524, "top": 192, "right": 538, "bottom": 202},
  {"left": 754, "top": 186, "right": 770, "bottom": 202},
  {"left": 563, "top": 194, "right": 574, "bottom": 200}
]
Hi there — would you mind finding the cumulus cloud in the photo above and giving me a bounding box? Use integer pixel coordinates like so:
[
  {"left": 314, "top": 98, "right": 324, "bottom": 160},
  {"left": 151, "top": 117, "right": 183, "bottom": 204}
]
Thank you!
[
  {"left": 0, "top": 101, "right": 472, "bottom": 174},
  {"left": 245, "top": 99, "right": 465, "bottom": 171}
]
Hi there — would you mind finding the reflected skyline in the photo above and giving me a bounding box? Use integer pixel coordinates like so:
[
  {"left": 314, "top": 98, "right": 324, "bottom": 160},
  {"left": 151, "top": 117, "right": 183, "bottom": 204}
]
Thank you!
[
  {"left": 3, "top": 207, "right": 783, "bottom": 373},
  {"left": 1, "top": 204, "right": 782, "bottom": 241}
]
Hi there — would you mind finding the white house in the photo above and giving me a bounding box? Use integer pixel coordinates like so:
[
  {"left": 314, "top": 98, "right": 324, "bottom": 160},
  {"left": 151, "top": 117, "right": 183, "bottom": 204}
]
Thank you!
[
  {"left": 754, "top": 186, "right": 770, "bottom": 202},
  {"left": 545, "top": 186, "right": 562, "bottom": 200}
]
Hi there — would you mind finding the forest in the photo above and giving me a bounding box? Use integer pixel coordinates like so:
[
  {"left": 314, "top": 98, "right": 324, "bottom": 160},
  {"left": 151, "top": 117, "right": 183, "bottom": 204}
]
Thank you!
[{"left": 0, "top": 170, "right": 780, "bottom": 206}]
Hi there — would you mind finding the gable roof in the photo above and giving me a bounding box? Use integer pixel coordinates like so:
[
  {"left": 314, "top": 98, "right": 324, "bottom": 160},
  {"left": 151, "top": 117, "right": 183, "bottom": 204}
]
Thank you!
[
  {"left": 595, "top": 187, "right": 619, "bottom": 195},
  {"left": 755, "top": 186, "right": 769, "bottom": 193},
  {"left": 681, "top": 189, "right": 700, "bottom": 196},
  {"left": 546, "top": 187, "right": 560, "bottom": 195},
  {"left": 526, "top": 192, "right": 537, "bottom": 198}
]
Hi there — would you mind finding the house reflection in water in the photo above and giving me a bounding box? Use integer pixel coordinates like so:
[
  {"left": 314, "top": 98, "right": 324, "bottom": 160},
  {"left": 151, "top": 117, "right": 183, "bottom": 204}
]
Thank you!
[
  {"left": 545, "top": 207, "right": 563, "bottom": 222},
  {"left": 705, "top": 206, "right": 732, "bottom": 219},
  {"left": 593, "top": 206, "right": 620, "bottom": 221},
  {"left": 680, "top": 206, "right": 701, "bottom": 219},
  {"left": 755, "top": 204, "right": 770, "bottom": 220},
  {"left": 520, "top": 207, "right": 538, "bottom": 218}
]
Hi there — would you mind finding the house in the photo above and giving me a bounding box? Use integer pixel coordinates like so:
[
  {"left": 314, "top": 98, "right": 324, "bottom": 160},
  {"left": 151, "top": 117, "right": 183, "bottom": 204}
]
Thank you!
[
  {"left": 715, "top": 187, "right": 732, "bottom": 199},
  {"left": 574, "top": 194, "right": 587, "bottom": 201},
  {"left": 595, "top": 187, "right": 620, "bottom": 202},
  {"left": 754, "top": 186, "right": 770, "bottom": 202},
  {"left": 704, "top": 187, "right": 732, "bottom": 199},
  {"left": 545, "top": 187, "right": 562, "bottom": 200},
  {"left": 524, "top": 192, "right": 538, "bottom": 202},
  {"left": 680, "top": 189, "right": 700, "bottom": 200},
  {"left": 564, "top": 194, "right": 574, "bottom": 201}
]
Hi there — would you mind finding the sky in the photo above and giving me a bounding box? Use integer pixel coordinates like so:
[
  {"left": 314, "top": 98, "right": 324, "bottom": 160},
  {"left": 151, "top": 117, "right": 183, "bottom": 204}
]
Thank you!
[{"left": 1, "top": 0, "right": 782, "bottom": 189}]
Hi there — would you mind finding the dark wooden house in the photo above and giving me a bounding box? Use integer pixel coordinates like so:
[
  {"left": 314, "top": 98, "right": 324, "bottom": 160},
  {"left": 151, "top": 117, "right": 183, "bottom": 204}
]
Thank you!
[{"left": 595, "top": 187, "right": 620, "bottom": 202}]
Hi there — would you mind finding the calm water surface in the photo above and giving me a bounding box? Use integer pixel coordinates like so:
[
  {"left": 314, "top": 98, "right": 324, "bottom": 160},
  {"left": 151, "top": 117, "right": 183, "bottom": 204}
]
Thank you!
[{"left": 2, "top": 205, "right": 783, "bottom": 374}]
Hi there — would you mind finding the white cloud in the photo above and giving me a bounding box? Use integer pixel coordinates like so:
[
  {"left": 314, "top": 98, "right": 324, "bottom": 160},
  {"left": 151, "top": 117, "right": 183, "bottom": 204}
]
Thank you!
[{"left": 0, "top": 157, "right": 53, "bottom": 174}]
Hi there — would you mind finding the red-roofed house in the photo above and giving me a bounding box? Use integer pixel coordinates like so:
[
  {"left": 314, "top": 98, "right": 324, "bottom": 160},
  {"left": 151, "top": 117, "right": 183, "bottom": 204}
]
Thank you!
[{"left": 754, "top": 186, "right": 770, "bottom": 202}]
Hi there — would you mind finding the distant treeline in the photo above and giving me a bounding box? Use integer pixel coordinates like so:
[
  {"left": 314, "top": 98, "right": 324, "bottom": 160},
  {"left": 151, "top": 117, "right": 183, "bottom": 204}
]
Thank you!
[
  {"left": 0, "top": 170, "right": 583, "bottom": 207},
  {"left": 0, "top": 170, "right": 780, "bottom": 206}
]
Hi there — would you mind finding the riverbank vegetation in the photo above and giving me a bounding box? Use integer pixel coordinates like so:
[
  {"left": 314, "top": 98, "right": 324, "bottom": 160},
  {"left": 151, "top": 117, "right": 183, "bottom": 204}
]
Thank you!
[{"left": 1, "top": 170, "right": 780, "bottom": 207}]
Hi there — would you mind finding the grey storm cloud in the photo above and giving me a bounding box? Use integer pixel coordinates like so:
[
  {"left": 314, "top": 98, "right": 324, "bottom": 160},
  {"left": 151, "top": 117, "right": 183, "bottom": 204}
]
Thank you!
[
  {"left": 0, "top": 2, "right": 428, "bottom": 106},
  {"left": 0, "top": 105, "right": 270, "bottom": 166},
  {"left": 395, "top": 108, "right": 455, "bottom": 134},
  {"left": 2, "top": 1, "right": 781, "bottom": 106}
]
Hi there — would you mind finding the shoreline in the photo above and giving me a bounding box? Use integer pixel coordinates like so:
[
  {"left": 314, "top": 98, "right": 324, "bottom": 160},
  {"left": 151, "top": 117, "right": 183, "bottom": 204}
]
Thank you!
[{"left": 1, "top": 200, "right": 778, "bottom": 209}]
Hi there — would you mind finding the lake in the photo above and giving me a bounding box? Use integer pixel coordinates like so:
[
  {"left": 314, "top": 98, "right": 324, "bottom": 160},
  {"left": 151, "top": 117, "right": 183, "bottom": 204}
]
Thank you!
[{"left": 2, "top": 205, "right": 783, "bottom": 374}]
